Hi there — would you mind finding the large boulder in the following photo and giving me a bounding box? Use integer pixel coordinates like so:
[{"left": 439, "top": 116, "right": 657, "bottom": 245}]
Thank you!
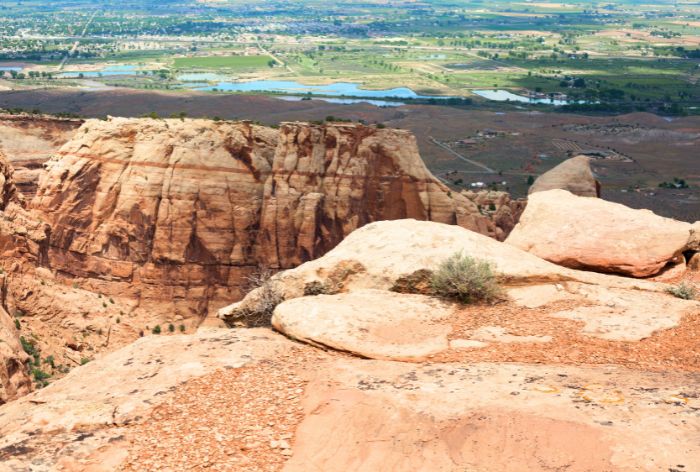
[
  {"left": 529, "top": 155, "right": 600, "bottom": 198},
  {"left": 219, "top": 218, "right": 664, "bottom": 327},
  {"left": 507, "top": 189, "right": 694, "bottom": 277}
]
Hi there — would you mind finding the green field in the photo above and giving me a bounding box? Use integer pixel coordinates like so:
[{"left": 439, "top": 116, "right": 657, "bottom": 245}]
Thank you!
[{"left": 173, "top": 55, "right": 271, "bottom": 70}]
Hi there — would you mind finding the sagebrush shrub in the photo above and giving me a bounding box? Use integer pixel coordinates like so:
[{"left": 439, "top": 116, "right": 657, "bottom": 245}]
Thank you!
[
  {"left": 666, "top": 282, "right": 697, "bottom": 300},
  {"left": 431, "top": 252, "right": 502, "bottom": 304}
]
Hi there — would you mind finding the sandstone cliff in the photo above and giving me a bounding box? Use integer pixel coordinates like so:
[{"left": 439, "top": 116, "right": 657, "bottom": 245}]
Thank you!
[
  {"left": 0, "top": 113, "right": 82, "bottom": 199},
  {"left": 30, "top": 118, "right": 504, "bottom": 317},
  {"left": 0, "top": 149, "right": 21, "bottom": 210},
  {"left": 0, "top": 151, "right": 32, "bottom": 405}
]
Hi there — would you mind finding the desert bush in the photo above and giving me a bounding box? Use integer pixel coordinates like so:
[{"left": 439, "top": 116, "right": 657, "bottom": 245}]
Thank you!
[
  {"left": 152, "top": 325, "right": 162, "bottom": 335},
  {"left": 240, "top": 269, "right": 284, "bottom": 327},
  {"left": 430, "top": 252, "right": 502, "bottom": 304},
  {"left": 32, "top": 368, "right": 51, "bottom": 387},
  {"left": 666, "top": 282, "right": 697, "bottom": 300}
]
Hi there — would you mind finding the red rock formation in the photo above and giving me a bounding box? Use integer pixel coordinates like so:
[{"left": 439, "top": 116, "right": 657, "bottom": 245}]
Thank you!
[
  {"left": 0, "top": 114, "right": 83, "bottom": 199},
  {"left": 0, "top": 149, "right": 21, "bottom": 209},
  {"left": 30, "top": 118, "right": 504, "bottom": 316},
  {"left": 529, "top": 155, "right": 601, "bottom": 198},
  {"left": 0, "top": 151, "right": 32, "bottom": 405}
]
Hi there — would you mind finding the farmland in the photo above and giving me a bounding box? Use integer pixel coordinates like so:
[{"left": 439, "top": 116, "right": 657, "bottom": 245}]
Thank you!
[
  {"left": 173, "top": 55, "right": 272, "bottom": 70},
  {"left": 0, "top": 0, "right": 698, "bottom": 115}
]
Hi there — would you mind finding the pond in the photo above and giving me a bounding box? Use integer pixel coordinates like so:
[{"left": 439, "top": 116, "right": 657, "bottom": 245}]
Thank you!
[
  {"left": 472, "top": 89, "right": 573, "bottom": 106},
  {"left": 276, "top": 96, "right": 405, "bottom": 107},
  {"left": 183, "top": 79, "right": 442, "bottom": 100}
]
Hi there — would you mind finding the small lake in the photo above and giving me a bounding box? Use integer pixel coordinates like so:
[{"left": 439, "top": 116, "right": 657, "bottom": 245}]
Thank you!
[
  {"left": 276, "top": 96, "right": 405, "bottom": 107},
  {"left": 473, "top": 89, "right": 573, "bottom": 106},
  {"left": 0, "top": 66, "right": 23, "bottom": 72},
  {"left": 184, "top": 79, "right": 441, "bottom": 100},
  {"left": 60, "top": 64, "right": 139, "bottom": 78}
]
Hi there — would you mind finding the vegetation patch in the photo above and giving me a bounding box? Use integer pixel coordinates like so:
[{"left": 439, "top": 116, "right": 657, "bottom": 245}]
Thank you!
[
  {"left": 666, "top": 282, "right": 697, "bottom": 300},
  {"left": 173, "top": 55, "right": 270, "bottom": 70},
  {"left": 430, "top": 252, "right": 503, "bottom": 304}
]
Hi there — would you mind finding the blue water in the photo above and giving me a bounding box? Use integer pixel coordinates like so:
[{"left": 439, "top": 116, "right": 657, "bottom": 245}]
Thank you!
[
  {"left": 187, "top": 80, "right": 437, "bottom": 99},
  {"left": 276, "top": 96, "right": 405, "bottom": 107},
  {"left": 0, "top": 66, "right": 22, "bottom": 72},
  {"left": 473, "top": 89, "right": 572, "bottom": 106},
  {"left": 60, "top": 65, "right": 139, "bottom": 78}
]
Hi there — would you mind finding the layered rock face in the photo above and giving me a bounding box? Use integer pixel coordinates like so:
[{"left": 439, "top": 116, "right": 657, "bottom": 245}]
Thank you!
[
  {"left": 507, "top": 189, "right": 697, "bottom": 277},
  {"left": 529, "top": 155, "right": 601, "bottom": 198},
  {"left": 0, "top": 149, "right": 21, "bottom": 209},
  {"left": 0, "top": 152, "right": 32, "bottom": 405},
  {"left": 0, "top": 294, "right": 31, "bottom": 406},
  {"left": 0, "top": 114, "right": 82, "bottom": 199},
  {"left": 30, "top": 118, "right": 502, "bottom": 316}
]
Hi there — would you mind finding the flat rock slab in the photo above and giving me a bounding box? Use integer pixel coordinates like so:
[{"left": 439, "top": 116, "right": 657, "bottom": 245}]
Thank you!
[
  {"left": 272, "top": 289, "right": 453, "bottom": 361},
  {"left": 550, "top": 284, "right": 698, "bottom": 341},
  {"left": 286, "top": 360, "right": 700, "bottom": 472},
  {"left": 471, "top": 326, "right": 552, "bottom": 344},
  {"left": 1, "top": 329, "right": 699, "bottom": 472}
]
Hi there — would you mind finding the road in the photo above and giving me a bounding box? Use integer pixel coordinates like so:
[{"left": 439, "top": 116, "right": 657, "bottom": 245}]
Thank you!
[
  {"left": 58, "top": 11, "right": 98, "bottom": 71},
  {"left": 429, "top": 137, "right": 496, "bottom": 173},
  {"left": 256, "top": 41, "right": 294, "bottom": 73}
]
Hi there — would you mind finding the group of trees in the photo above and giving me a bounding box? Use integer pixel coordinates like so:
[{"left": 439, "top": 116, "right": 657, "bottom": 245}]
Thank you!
[{"left": 0, "top": 70, "right": 54, "bottom": 80}]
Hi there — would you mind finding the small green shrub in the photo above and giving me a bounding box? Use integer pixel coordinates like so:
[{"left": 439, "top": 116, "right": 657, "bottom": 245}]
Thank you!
[
  {"left": 666, "top": 282, "right": 697, "bottom": 300},
  {"left": 430, "top": 252, "right": 502, "bottom": 304},
  {"left": 179, "top": 324, "right": 186, "bottom": 333},
  {"left": 168, "top": 323, "right": 175, "bottom": 333},
  {"left": 32, "top": 368, "right": 51, "bottom": 387},
  {"left": 20, "top": 336, "right": 37, "bottom": 357},
  {"left": 14, "top": 318, "right": 20, "bottom": 330},
  {"left": 152, "top": 325, "right": 162, "bottom": 335},
  {"left": 80, "top": 357, "right": 91, "bottom": 365}
]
